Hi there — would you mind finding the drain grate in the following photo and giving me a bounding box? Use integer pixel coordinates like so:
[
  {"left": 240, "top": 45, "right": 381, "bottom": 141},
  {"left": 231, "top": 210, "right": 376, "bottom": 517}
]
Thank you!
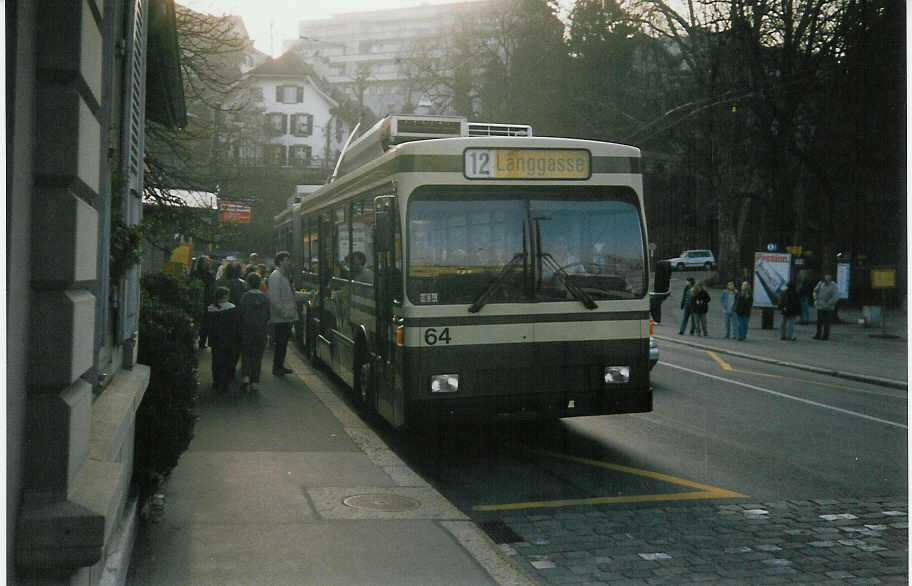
[
  {"left": 342, "top": 494, "right": 421, "bottom": 512},
  {"left": 479, "top": 520, "right": 524, "bottom": 544}
]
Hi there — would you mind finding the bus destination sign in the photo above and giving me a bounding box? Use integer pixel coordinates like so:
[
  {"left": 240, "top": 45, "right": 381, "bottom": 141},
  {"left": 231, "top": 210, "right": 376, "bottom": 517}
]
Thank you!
[{"left": 464, "top": 148, "right": 590, "bottom": 180}]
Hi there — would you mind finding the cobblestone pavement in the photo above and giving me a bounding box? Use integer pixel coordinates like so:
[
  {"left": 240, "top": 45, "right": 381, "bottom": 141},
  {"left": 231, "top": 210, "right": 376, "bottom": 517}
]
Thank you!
[{"left": 494, "top": 498, "right": 908, "bottom": 585}]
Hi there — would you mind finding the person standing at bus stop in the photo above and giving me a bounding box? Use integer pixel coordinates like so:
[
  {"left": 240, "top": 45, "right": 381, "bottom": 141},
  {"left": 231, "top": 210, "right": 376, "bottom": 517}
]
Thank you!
[
  {"left": 720, "top": 280, "right": 736, "bottom": 338},
  {"left": 678, "top": 277, "right": 696, "bottom": 335},
  {"left": 813, "top": 274, "right": 840, "bottom": 340},
  {"left": 268, "top": 251, "right": 297, "bottom": 376},
  {"left": 733, "top": 281, "right": 753, "bottom": 341}
]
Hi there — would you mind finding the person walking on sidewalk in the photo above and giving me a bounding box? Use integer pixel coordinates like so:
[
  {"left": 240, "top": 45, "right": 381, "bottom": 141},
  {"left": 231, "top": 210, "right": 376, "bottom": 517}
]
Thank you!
[
  {"left": 192, "top": 255, "right": 215, "bottom": 349},
  {"left": 239, "top": 272, "right": 270, "bottom": 392},
  {"left": 678, "top": 277, "right": 696, "bottom": 335},
  {"left": 778, "top": 281, "right": 801, "bottom": 341},
  {"left": 690, "top": 282, "right": 711, "bottom": 336},
  {"left": 720, "top": 280, "right": 736, "bottom": 338},
  {"left": 733, "top": 281, "right": 753, "bottom": 341},
  {"left": 205, "top": 286, "right": 239, "bottom": 393},
  {"left": 268, "top": 251, "right": 298, "bottom": 376},
  {"left": 813, "top": 274, "right": 840, "bottom": 340}
]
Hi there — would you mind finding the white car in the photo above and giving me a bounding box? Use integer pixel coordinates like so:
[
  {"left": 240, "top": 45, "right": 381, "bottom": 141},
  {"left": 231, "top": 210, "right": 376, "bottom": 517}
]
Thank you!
[{"left": 666, "top": 249, "right": 716, "bottom": 271}]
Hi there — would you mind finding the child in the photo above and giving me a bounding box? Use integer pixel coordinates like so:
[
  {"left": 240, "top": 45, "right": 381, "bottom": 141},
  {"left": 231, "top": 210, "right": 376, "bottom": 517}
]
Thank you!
[
  {"left": 238, "top": 272, "right": 271, "bottom": 392},
  {"left": 205, "top": 286, "right": 239, "bottom": 393}
]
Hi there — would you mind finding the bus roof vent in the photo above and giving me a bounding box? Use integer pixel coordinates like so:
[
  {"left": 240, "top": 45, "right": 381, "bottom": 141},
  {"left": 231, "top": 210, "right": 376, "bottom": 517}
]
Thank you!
[
  {"left": 467, "top": 122, "right": 533, "bottom": 137},
  {"left": 336, "top": 115, "right": 467, "bottom": 177}
]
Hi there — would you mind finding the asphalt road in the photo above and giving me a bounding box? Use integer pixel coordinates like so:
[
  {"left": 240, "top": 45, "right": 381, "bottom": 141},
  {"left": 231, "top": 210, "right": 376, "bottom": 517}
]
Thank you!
[{"left": 376, "top": 344, "right": 908, "bottom": 583}]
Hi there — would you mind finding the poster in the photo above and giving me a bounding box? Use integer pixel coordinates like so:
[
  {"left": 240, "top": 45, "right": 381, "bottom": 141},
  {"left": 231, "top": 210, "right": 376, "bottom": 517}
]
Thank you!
[
  {"left": 836, "top": 262, "right": 851, "bottom": 299},
  {"left": 752, "top": 252, "right": 792, "bottom": 308},
  {"left": 219, "top": 200, "right": 252, "bottom": 223}
]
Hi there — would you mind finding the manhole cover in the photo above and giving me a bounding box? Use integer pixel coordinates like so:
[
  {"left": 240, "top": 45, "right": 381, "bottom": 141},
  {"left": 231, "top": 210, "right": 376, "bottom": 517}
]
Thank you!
[{"left": 343, "top": 494, "right": 421, "bottom": 512}]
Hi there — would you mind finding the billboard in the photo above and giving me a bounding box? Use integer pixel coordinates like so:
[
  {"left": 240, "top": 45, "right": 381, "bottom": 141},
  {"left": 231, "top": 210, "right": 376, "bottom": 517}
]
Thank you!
[
  {"left": 753, "top": 252, "right": 792, "bottom": 308},
  {"left": 219, "top": 200, "right": 251, "bottom": 224}
]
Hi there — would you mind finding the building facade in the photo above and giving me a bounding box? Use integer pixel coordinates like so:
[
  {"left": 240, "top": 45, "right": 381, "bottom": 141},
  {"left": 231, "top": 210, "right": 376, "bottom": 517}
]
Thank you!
[
  {"left": 6, "top": 1, "right": 184, "bottom": 584},
  {"left": 228, "top": 53, "right": 352, "bottom": 173},
  {"left": 288, "top": 1, "right": 494, "bottom": 116}
]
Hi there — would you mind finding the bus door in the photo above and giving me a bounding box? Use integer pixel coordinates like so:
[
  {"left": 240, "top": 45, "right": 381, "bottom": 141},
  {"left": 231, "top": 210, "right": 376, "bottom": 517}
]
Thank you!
[
  {"left": 373, "top": 195, "right": 405, "bottom": 426},
  {"left": 314, "top": 211, "right": 335, "bottom": 364}
]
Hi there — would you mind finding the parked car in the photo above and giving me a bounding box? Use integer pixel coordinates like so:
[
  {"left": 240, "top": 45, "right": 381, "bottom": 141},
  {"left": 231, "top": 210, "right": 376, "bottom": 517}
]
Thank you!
[{"left": 666, "top": 249, "right": 716, "bottom": 271}]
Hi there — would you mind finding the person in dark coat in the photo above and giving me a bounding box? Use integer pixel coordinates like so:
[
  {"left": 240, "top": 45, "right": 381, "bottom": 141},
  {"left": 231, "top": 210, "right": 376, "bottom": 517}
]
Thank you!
[
  {"left": 678, "top": 277, "right": 696, "bottom": 335},
  {"left": 192, "top": 256, "right": 215, "bottom": 348},
  {"left": 689, "top": 282, "right": 711, "bottom": 336},
  {"left": 733, "top": 281, "right": 753, "bottom": 341},
  {"left": 777, "top": 281, "right": 801, "bottom": 341},
  {"left": 238, "top": 272, "right": 271, "bottom": 392},
  {"left": 205, "top": 286, "right": 239, "bottom": 393}
]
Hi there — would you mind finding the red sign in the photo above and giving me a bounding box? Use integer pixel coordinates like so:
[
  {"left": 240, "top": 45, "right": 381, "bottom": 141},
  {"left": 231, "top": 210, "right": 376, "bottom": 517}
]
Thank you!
[{"left": 219, "top": 200, "right": 251, "bottom": 224}]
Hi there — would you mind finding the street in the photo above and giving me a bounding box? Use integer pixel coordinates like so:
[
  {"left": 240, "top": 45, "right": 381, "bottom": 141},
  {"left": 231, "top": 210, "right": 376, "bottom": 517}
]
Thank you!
[{"left": 370, "top": 342, "right": 908, "bottom": 584}]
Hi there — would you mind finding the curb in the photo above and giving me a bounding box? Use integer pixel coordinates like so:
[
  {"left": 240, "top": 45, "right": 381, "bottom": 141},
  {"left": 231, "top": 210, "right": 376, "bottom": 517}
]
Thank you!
[
  {"left": 655, "top": 334, "right": 908, "bottom": 391},
  {"left": 288, "top": 345, "right": 538, "bottom": 586}
]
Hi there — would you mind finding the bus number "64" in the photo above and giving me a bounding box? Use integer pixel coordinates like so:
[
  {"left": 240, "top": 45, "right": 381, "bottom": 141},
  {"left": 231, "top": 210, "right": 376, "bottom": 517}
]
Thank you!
[{"left": 423, "top": 327, "right": 452, "bottom": 346}]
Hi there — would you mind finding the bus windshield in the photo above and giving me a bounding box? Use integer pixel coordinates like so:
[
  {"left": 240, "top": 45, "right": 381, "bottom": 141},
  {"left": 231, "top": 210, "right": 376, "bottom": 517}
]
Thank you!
[{"left": 407, "top": 186, "right": 647, "bottom": 306}]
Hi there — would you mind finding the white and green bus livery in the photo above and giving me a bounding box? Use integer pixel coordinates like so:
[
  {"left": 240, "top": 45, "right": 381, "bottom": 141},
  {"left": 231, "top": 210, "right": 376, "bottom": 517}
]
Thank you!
[{"left": 275, "top": 115, "right": 652, "bottom": 429}]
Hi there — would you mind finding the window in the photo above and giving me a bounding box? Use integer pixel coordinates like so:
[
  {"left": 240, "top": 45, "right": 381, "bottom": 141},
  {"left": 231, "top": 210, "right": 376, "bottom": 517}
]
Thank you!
[
  {"left": 265, "top": 144, "right": 287, "bottom": 166},
  {"left": 290, "top": 145, "right": 312, "bottom": 168},
  {"left": 265, "top": 112, "right": 287, "bottom": 134},
  {"left": 292, "top": 113, "right": 313, "bottom": 136},
  {"left": 275, "top": 85, "right": 303, "bottom": 104}
]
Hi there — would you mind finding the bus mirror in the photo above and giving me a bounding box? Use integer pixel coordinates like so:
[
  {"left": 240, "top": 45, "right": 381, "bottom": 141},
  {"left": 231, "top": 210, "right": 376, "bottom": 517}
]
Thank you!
[{"left": 654, "top": 260, "right": 671, "bottom": 294}]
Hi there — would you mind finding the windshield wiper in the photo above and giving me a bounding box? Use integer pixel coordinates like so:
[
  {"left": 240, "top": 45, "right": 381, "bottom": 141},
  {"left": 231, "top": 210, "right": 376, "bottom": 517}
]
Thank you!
[
  {"left": 468, "top": 252, "right": 526, "bottom": 313},
  {"left": 539, "top": 252, "right": 598, "bottom": 310}
]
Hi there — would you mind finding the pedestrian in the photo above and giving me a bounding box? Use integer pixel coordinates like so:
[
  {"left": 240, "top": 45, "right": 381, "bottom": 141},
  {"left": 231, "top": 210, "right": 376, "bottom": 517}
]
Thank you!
[
  {"left": 812, "top": 274, "right": 840, "bottom": 340},
  {"left": 205, "top": 286, "right": 239, "bottom": 393},
  {"left": 689, "top": 282, "right": 711, "bottom": 336},
  {"left": 238, "top": 272, "right": 270, "bottom": 392},
  {"left": 777, "top": 281, "right": 801, "bottom": 341},
  {"left": 216, "top": 261, "right": 247, "bottom": 307},
  {"left": 733, "top": 281, "right": 753, "bottom": 341},
  {"left": 797, "top": 270, "right": 813, "bottom": 324},
  {"left": 268, "top": 251, "right": 299, "bottom": 376},
  {"left": 192, "top": 255, "right": 215, "bottom": 349},
  {"left": 678, "top": 277, "right": 696, "bottom": 335},
  {"left": 720, "top": 280, "right": 736, "bottom": 338}
]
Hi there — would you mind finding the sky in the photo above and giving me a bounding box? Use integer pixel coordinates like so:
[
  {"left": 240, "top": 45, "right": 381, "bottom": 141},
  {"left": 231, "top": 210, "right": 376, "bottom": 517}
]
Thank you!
[{"left": 180, "top": 0, "right": 488, "bottom": 58}]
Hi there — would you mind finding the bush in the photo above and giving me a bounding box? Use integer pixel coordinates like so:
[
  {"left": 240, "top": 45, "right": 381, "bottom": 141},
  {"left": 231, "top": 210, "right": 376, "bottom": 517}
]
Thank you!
[{"left": 134, "top": 273, "right": 202, "bottom": 498}]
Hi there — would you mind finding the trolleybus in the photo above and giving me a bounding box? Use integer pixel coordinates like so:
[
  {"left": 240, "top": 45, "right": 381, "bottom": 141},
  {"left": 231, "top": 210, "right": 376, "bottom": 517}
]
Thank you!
[{"left": 274, "top": 115, "right": 653, "bottom": 429}]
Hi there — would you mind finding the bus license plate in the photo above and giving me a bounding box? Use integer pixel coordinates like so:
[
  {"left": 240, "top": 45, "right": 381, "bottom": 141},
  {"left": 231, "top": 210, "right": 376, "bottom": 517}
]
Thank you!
[{"left": 464, "top": 149, "right": 590, "bottom": 180}]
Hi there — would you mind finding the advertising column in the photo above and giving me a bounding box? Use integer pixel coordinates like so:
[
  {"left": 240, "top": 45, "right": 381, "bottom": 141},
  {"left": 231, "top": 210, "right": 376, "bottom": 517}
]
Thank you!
[{"left": 753, "top": 252, "right": 792, "bottom": 307}]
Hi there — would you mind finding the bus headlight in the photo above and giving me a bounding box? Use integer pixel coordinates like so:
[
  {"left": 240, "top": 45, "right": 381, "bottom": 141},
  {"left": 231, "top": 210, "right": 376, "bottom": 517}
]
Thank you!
[
  {"left": 430, "top": 374, "right": 460, "bottom": 393},
  {"left": 603, "top": 366, "right": 630, "bottom": 384}
]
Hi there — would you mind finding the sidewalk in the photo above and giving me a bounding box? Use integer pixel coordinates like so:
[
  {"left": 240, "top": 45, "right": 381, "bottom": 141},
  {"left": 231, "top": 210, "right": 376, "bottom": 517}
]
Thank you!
[
  {"left": 653, "top": 276, "right": 908, "bottom": 389},
  {"left": 127, "top": 346, "right": 535, "bottom": 585}
]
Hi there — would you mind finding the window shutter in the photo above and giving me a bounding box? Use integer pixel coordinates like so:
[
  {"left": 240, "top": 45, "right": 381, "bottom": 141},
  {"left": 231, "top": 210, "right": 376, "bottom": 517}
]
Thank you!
[
  {"left": 119, "top": 0, "right": 149, "bottom": 351},
  {"left": 282, "top": 114, "right": 288, "bottom": 134},
  {"left": 276, "top": 86, "right": 283, "bottom": 102},
  {"left": 297, "top": 87, "right": 304, "bottom": 103},
  {"left": 306, "top": 114, "right": 313, "bottom": 135}
]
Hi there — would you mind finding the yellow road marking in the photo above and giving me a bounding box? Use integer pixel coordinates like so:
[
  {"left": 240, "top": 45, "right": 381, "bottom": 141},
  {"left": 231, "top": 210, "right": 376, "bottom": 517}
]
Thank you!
[
  {"left": 704, "top": 350, "right": 902, "bottom": 396},
  {"left": 472, "top": 450, "right": 746, "bottom": 512},
  {"left": 707, "top": 351, "right": 733, "bottom": 371}
]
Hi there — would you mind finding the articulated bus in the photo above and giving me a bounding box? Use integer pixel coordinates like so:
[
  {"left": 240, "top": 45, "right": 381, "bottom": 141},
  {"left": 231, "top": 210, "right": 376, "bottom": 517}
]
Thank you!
[{"left": 274, "top": 115, "right": 653, "bottom": 429}]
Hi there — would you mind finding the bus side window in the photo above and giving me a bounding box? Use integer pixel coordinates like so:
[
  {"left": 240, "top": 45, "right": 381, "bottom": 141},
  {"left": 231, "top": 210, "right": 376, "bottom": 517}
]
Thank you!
[{"left": 351, "top": 197, "right": 374, "bottom": 283}]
